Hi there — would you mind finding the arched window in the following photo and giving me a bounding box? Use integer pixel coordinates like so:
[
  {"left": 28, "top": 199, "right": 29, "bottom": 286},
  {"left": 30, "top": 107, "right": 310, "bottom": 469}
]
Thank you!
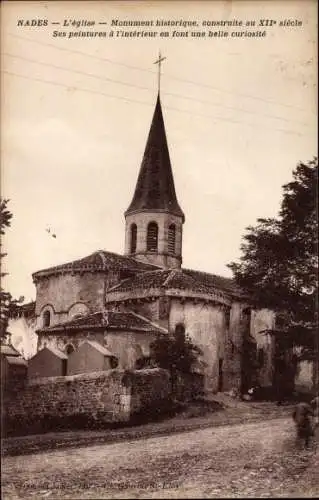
[
  {"left": 130, "top": 223, "right": 137, "bottom": 253},
  {"left": 65, "top": 344, "right": 75, "bottom": 356},
  {"left": 147, "top": 222, "right": 158, "bottom": 252},
  {"left": 168, "top": 224, "right": 176, "bottom": 254},
  {"left": 43, "top": 310, "right": 51, "bottom": 327},
  {"left": 174, "top": 323, "right": 186, "bottom": 343}
]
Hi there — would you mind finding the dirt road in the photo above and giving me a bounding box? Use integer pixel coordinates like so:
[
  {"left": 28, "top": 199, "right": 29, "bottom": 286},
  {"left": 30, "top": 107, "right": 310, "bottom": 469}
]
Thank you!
[{"left": 2, "top": 417, "right": 318, "bottom": 498}]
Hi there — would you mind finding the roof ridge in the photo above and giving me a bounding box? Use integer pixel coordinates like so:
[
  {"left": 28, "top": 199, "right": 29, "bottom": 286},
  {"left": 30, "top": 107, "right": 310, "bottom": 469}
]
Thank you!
[
  {"left": 162, "top": 269, "right": 179, "bottom": 287},
  {"left": 128, "top": 311, "right": 168, "bottom": 334},
  {"left": 127, "top": 256, "right": 161, "bottom": 269},
  {"left": 107, "top": 268, "right": 169, "bottom": 292},
  {"left": 183, "top": 267, "right": 235, "bottom": 281},
  {"left": 84, "top": 339, "right": 113, "bottom": 356},
  {"left": 32, "top": 250, "right": 159, "bottom": 279},
  {"left": 45, "top": 345, "right": 68, "bottom": 359},
  {"left": 96, "top": 250, "right": 107, "bottom": 266},
  {"left": 107, "top": 277, "right": 132, "bottom": 293}
]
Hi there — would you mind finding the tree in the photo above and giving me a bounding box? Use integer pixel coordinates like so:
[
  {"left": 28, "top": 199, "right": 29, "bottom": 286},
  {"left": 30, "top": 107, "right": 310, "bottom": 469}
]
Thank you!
[
  {"left": 0, "top": 199, "right": 23, "bottom": 343},
  {"left": 150, "top": 327, "right": 202, "bottom": 395},
  {"left": 228, "top": 158, "right": 318, "bottom": 360}
]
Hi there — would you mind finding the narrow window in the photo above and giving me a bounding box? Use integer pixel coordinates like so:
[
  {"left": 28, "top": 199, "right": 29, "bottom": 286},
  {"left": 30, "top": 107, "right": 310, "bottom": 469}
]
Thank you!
[
  {"left": 62, "top": 359, "right": 67, "bottom": 376},
  {"left": 130, "top": 223, "right": 137, "bottom": 253},
  {"left": 147, "top": 222, "right": 158, "bottom": 252},
  {"left": 174, "top": 323, "right": 186, "bottom": 343},
  {"left": 168, "top": 224, "right": 176, "bottom": 254},
  {"left": 43, "top": 310, "right": 51, "bottom": 327},
  {"left": 225, "top": 308, "right": 231, "bottom": 330}
]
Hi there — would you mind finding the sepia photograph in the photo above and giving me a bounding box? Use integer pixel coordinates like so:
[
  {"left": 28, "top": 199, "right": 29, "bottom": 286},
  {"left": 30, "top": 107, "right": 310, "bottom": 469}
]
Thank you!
[{"left": 1, "top": 0, "right": 318, "bottom": 498}]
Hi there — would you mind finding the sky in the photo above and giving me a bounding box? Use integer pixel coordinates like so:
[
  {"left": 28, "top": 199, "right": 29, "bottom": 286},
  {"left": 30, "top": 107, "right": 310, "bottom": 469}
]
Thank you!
[{"left": 1, "top": 0, "right": 317, "bottom": 302}]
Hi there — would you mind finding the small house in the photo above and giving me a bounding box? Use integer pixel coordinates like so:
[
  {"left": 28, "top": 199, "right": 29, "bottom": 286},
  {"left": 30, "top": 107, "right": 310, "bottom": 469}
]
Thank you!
[
  {"left": 1, "top": 343, "right": 27, "bottom": 387},
  {"left": 28, "top": 346, "right": 68, "bottom": 379},
  {"left": 1, "top": 343, "right": 21, "bottom": 358},
  {"left": 1, "top": 355, "right": 28, "bottom": 388},
  {"left": 67, "top": 340, "right": 116, "bottom": 375}
]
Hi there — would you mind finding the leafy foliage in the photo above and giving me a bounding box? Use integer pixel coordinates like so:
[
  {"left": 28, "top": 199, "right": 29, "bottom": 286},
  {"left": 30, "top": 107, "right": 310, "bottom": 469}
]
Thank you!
[
  {"left": 150, "top": 329, "right": 202, "bottom": 393},
  {"left": 0, "top": 199, "right": 23, "bottom": 342},
  {"left": 229, "top": 158, "right": 318, "bottom": 357}
]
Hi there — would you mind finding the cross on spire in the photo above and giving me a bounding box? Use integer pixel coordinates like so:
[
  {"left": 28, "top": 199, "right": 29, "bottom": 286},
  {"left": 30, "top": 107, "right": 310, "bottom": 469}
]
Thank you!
[{"left": 154, "top": 51, "right": 166, "bottom": 94}]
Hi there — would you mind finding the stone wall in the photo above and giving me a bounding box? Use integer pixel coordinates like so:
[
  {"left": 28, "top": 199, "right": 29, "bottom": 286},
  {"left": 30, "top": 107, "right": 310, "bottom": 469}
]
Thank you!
[
  {"left": 169, "top": 298, "right": 225, "bottom": 392},
  {"left": 67, "top": 342, "right": 112, "bottom": 375},
  {"left": 2, "top": 368, "right": 171, "bottom": 436},
  {"left": 174, "top": 372, "right": 205, "bottom": 401},
  {"left": 106, "top": 331, "right": 157, "bottom": 369},
  {"left": 124, "top": 212, "right": 183, "bottom": 269},
  {"left": 127, "top": 368, "right": 172, "bottom": 420},
  {"left": 250, "top": 308, "right": 275, "bottom": 387},
  {"left": 222, "top": 302, "right": 242, "bottom": 392},
  {"left": 35, "top": 271, "right": 109, "bottom": 327}
]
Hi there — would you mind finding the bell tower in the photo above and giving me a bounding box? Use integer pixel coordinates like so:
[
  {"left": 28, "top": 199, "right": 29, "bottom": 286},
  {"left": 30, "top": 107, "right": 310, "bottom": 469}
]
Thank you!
[{"left": 124, "top": 90, "right": 185, "bottom": 269}]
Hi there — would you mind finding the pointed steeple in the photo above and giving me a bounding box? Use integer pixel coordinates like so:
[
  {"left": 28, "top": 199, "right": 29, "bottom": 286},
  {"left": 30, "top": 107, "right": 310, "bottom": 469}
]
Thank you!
[{"left": 125, "top": 94, "right": 185, "bottom": 221}]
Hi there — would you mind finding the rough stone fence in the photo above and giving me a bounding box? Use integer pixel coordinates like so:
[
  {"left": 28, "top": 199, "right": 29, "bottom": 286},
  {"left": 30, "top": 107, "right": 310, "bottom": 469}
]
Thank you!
[
  {"left": 2, "top": 368, "right": 171, "bottom": 437},
  {"left": 173, "top": 372, "right": 205, "bottom": 402}
]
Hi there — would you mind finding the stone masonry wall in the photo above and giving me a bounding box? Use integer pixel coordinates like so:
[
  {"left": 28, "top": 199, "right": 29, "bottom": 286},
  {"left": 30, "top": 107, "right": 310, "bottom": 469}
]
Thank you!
[
  {"left": 124, "top": 212, "right": 183, "bottom": 269},
  {"left": 3, "top": 368, "right": 171, "bottom": 436},
  {"left": 129, "top": 368, "right": 171, "bottom": 418},
  {"left": 169, "top": 298, "right": 225, "bottom": 392},
  {"left": 250, "top": 308, "right": 276, "bottom": 387},
  {"left": 35, "top": 272, "right": 109, "bottom": 327}
]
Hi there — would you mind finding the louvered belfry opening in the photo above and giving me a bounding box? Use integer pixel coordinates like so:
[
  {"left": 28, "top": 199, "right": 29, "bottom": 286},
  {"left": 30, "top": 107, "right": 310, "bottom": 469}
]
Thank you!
[
  {"left": 130, "top": 223, "right": 137, "bottom": 253},
  {"left": 147, "top": 222, "right": 158, "bottom": 251},
  {"left": 168, "top": 224, "right": 176, "bottom": 254}
]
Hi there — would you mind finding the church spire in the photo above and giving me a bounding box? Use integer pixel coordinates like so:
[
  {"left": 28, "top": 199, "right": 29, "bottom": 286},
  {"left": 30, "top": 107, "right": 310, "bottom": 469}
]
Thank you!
[
  {"left": 125, "top": 94, "right": 184, "bottom": 221},
  {"left": 124, "top": 56, "right": 185, "bottom": 269}
]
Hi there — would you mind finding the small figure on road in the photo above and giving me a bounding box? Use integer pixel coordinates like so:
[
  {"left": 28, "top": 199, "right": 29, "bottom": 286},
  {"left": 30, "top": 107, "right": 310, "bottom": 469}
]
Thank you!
[{"left": 292, "top": 402, "right": 315, "bottom": 448}]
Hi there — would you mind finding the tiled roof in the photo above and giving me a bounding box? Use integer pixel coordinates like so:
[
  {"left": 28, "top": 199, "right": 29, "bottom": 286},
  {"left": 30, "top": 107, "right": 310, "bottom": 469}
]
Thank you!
[
  {"left": 183, "top": 269, "right": 241, "bottom": 295},
  {"left": 108, "top": 268, "right": 241, "bottom": 296},
  {"left": 125, "top": 95, "right": 184, "bottom": 220},
  {"left": 81, "top": 340, "right": 113, "bottom": 357},
  {"left": 37, "top": 311, "right": 165, "bottom": 334},
  {"left": 43, "top": 346, "right": 68, "bottom": 360},
  {"left": 32, "top": 250, "right": 159, "bottom": 280},
  {"left": 1, "top": 344, "right": 21, "bottom": 357},
  {"left": 9, "top": 301, "right": 36, "bottom": 319},
  {"left": 109, "top": 269, "right": 172, "bottom": 293},
  {"left": 5, "top": 356, "right": 28, "bottom": 366}
]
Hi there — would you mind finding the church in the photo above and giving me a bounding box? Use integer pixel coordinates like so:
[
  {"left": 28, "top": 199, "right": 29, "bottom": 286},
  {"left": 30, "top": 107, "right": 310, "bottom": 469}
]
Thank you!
[{"left": 12, "top": 91, "right": 276, "bottom": 393}]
